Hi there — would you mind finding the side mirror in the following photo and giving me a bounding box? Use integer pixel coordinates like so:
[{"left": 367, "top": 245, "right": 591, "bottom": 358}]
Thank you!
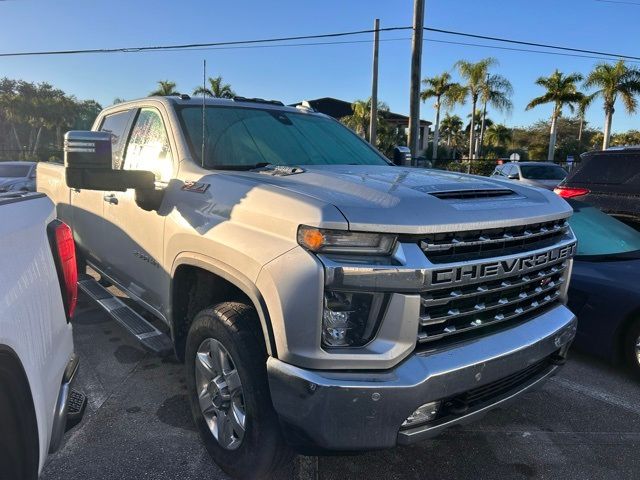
[
  {"left": 64, "top": 131, "right": 155, "bottom": 192},
  {"left": 507, "top": 173, "right": 519, "bottom": 180}
]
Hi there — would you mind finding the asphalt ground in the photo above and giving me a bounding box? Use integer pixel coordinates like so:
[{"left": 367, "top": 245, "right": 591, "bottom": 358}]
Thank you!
[{"left": 41, "top": 293, "right": 640, "bottom": 480}]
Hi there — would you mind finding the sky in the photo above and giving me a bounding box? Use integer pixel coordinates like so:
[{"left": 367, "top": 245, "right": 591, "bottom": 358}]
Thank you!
[{"left": 0, "top": 0, "right": 639, "bottom": 133}]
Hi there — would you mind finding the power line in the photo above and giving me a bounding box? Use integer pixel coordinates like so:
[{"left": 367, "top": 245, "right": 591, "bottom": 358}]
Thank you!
[
  {"left": 424, "top": 38, "right": 640, "bottom": 64},
  {"left": 0, "top": 24, "right": 637, "bottom": 64},
  {"left": 424, "top": 27, "right": 640, "bottom": 61},
  {"left": 151, "top": 36, "right": 640, "bottom": 65},
  {"left": 0, "top": 26, "right": 412, "bottom": 58}
]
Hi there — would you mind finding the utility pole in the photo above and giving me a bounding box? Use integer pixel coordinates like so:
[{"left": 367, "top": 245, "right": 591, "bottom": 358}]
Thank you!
[
  {"left": 369, "top": 18, "right": 380, "bottom": 148},
  {"left": 407, "top": 0, "right": 425, "bottom": 166}
]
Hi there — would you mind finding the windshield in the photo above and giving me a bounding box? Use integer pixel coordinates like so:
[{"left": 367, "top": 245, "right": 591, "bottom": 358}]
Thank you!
[
  {"left": 178, "top": 106, "right": 390, "bottom": 169},
  {"left": 0, "top": 164, "right": 30, "bottom": 177},
  {"left": 520, "top": 165, "right": 566, "bottom": 180},
  {"left": 568, "top": 200, "right": 640, "bottom": 257}
]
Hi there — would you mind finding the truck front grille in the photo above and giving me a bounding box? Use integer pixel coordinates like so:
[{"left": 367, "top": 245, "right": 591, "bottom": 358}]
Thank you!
[
  {"left": 418, "top": 219, "right": 569, "bottom": 264},
  {"left": 415, "top": 218, "right": 574, "bottom": 346}
]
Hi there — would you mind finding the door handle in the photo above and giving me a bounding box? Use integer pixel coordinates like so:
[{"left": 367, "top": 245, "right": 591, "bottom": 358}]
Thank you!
[
  {"left": 103, "top": 194, "right": 118, "bottom": 205},
  {"left": 72, "top": 188, "right": 81, "bottom": 193}
]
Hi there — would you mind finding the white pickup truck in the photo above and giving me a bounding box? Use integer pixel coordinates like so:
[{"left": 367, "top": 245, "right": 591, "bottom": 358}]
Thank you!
[
  {"left": 0, "top": 191, "right": 85, "bottom": 479},
  {"left": 38, "top": 96, "right": 577, "bottom": 479}
]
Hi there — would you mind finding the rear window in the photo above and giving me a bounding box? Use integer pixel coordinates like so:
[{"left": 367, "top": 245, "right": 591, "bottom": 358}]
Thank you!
[
  {"left": 520, "top": 164, "right": 567, "bottom": 180},
  {"left": 571, "top": 153, "right": 640, "bottom": 185}
]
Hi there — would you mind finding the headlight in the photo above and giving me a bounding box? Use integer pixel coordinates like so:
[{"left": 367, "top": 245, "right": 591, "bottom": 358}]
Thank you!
[
  {"left": 322, "top": 291, "right": 388, "bottom": 347},
  {"left": 297, "top": 225, "right": 396, "bottom": 255}
]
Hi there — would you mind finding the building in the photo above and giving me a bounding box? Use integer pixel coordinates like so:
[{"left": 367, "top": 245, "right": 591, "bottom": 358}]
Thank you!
[{"left": 290, "top": 97, "right": 431, "bottom": 152}]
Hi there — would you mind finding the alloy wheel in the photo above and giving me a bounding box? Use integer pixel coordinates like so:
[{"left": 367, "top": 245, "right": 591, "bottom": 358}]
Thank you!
[{"left": 195, "top": 338, "right": 246, "bottom": 450}]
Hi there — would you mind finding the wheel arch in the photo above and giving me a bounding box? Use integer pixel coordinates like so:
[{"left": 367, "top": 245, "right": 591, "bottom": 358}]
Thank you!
[
  {"left": 0, "top": 345, "right": 40, "bottom": 478},
  {"left": 613, "top": 306, "right": 640, "bottom": 364},
  {"left": 170, "top": 252, "right": 277, "bottom": 361}
]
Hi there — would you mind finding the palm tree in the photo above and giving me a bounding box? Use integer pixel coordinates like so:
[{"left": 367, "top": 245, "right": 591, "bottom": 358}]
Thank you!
[
  {"left": 193, "top": 75, "right": 236, "bottom": 99},
  {"left": 484, "top": 124, "right": 512, "bottom": 148},
  {"left": 455, "top": 58, "right": 497, "bottom": 159},
  {"left": 478, "top": 74, "right": 513, "bottom": 157},
  {"left": 342, "top": 98, "right": 390, "bottom": 142},
  {"left": 439, "top": 113, "right": 464, "bottom": 158},
  {"left": 149, "top": 80, "right": 179, "bottom": 97},
  {"left": 420, "top": 72, "right": 464, "bottom": 160},
  {"left": 584, "top": 60, "right": 640, "bottom": 149},
  {"left": 577, "top": 92, "right": 596, "bottom": 145},
  {"left": 526, "top": 70, "right": 583, "bottom": 160}
]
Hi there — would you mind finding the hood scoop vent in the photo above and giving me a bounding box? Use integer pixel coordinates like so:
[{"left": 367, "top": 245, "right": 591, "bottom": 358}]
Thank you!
[{"left": 429, "top": 188, "right": 515, "bottom": 200}]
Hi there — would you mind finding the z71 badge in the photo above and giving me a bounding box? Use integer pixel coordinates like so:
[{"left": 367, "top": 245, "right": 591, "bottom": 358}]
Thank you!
[{"left": 182, "top": 181, "right": 210, "bottom": 193}]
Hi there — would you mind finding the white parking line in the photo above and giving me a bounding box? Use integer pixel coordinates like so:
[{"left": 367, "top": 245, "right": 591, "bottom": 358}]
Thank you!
[{"left": 550, "top": 377, "right": 640, "bottom": 416}]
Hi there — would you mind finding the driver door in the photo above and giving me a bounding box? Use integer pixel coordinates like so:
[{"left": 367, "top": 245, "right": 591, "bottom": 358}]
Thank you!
[{"left": 102, "top": 107, "right": 175, "bottom": 313}]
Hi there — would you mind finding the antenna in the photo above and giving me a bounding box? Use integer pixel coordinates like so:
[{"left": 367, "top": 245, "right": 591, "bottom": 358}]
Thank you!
[{"left": 201, "top": 59, "right": 206, "bottom": 168}]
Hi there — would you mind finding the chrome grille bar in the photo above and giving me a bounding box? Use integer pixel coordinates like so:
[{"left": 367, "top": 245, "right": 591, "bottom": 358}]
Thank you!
[
  {"left": 421, "top": 261, "right": 567, "bottom": 308},
  {"left": 421, "top": 220, "right": 569, "bottom": 253},
  {"left": 417, "top": 288, "right": 562, "bottom": 343}
]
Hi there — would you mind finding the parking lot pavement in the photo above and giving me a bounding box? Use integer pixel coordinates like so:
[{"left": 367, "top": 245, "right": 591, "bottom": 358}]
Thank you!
[{"left": 42, "top": 294, "right": 640, "bottom": 480}]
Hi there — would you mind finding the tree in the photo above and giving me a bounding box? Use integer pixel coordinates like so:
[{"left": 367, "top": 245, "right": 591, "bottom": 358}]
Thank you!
[
  {"left": 342, "top": 98, "right": 390, "bottom": 142},
  {"left": 584, "top": 60, "right": 640, "bottom": 149},
  {"left": 478, "top": 73, "right": 513, "bottom": 157},
  {"left": 439, "top": 113, "right": 464, "bottom": 158},
  {"left": 193, "top": 75, "right": 235, "bottom": 98},
  {"left": 526, "top": 70, "right": 583, "bottom": 161},
  {"left": 577, "top": 93, "right": 596, "bottom": 147},
  {"left": 455, "top": 57, "right": 497, "bottom": 159},
  {"left": 484, "top": 124, "right": 512, "bottom": 148},
  {"left": 420, "top": 72, "right": 464, "bottom": 160},
  {"left": 149, "top": 80, "right": 179, "bottom": 97}
]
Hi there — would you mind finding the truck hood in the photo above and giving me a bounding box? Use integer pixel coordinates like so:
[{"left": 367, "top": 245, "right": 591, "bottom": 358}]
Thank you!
[{"left": 225, "top": 165, "right": 573, "bottom": 234}]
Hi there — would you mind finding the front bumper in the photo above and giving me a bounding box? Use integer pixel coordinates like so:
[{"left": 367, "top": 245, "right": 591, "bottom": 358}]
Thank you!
[{"left": 267, "top": 304, "right": 576, "bottom": 451}]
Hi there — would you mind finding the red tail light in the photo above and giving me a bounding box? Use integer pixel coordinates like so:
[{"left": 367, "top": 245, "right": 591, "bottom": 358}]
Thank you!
[
  {"left": 553, "top": 186, "right": 590, "bottom": 199},
  {"left": 47, "top": 220, "right": 78, "bottom": 321}
]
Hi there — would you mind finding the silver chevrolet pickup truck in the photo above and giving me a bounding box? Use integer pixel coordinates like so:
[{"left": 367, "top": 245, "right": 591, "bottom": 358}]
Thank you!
[{"left": 38, "top": 96, "right": 577, "bottom": 479}]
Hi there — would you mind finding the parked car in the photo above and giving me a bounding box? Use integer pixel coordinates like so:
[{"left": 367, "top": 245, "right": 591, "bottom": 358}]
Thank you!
[
  {"left": 0, "top": 161, "right": 37, "bottom": 192},
  {"left": 555, "top": 147, "right": 640, "bottom": 230},
  {"left": 38, "top": 96, "right": 577, "bottom": 479},
  {"left": 566, "top": 199, "right": 640, "bottom": 377},
  {"left": 491, "top": 161, "right": 567, "bottom": 189},
  {"left": 0, "top": 191, "right": 85, "bottom": 479}
]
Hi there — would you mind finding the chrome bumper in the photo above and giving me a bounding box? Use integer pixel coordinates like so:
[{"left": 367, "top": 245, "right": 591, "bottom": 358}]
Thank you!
[{"left": 267, "top": 304, "right": 577, "bottom": 451}]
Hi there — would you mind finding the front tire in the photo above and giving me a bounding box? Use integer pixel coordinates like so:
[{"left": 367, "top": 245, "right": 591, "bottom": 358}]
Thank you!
[{"left": 185, "top": 302, "right": 288, "bottom": 479}]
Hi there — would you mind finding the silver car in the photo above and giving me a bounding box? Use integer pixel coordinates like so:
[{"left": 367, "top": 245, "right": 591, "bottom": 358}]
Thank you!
[
  {"left": 491, "top": 161, "right": 567, "bottom": 190},
  {"left": 0, "top": 161, "right": 37, "bottom": 192}
]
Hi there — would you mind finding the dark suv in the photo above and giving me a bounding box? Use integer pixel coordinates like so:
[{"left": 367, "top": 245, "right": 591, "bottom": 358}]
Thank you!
[{"left": 555, "top": 147, "right": 640, "bottom": 230}]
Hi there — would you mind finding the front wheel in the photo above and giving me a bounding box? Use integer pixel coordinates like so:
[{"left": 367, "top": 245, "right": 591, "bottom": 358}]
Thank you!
[{"left": 185, "top": 302, "right": 289, "bottom": 479}]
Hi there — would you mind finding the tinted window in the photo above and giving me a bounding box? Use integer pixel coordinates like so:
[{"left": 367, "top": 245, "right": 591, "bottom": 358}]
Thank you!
[
  {"left": 520, "top": 165, "right": 567, "bottom": 180},
  {"left": 99, "top": 110, "right": 134, "bottom": 169},
  {"left": 568, "top": 200, "right": 640, "bottom": 256},
  {"left": 179, "top": 106, "right": 389, "bottom": 169},
  {"left": 571, "top": 153, "right": 640, "bottom": 185},
  {"left": 124, "top": 108, "right": 173, "bottom": 182},
  {"left": 0, "top": 164, "right": 30, "bottom": 177}
]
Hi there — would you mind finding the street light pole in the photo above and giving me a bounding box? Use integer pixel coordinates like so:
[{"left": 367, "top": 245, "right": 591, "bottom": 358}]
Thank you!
[
  {"left": 369, "top": 18, "right": 380, "bottom": 148},
  {"left": 407, "top": 0, "right": 425, "bottom": 166}
]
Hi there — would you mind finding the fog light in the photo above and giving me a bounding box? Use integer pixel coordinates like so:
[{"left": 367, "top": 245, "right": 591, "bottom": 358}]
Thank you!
[
  {"left": 402, "top": 401, "right": 441, "bottom": 428},
  {"left": 322, "top": 291, "right": 387, "bottom": 348}
]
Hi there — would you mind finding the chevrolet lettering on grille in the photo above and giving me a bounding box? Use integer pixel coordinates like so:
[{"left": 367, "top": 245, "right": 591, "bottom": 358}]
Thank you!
[{"left": 429, "top": 243, "right": 576, "bottom": 288}]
